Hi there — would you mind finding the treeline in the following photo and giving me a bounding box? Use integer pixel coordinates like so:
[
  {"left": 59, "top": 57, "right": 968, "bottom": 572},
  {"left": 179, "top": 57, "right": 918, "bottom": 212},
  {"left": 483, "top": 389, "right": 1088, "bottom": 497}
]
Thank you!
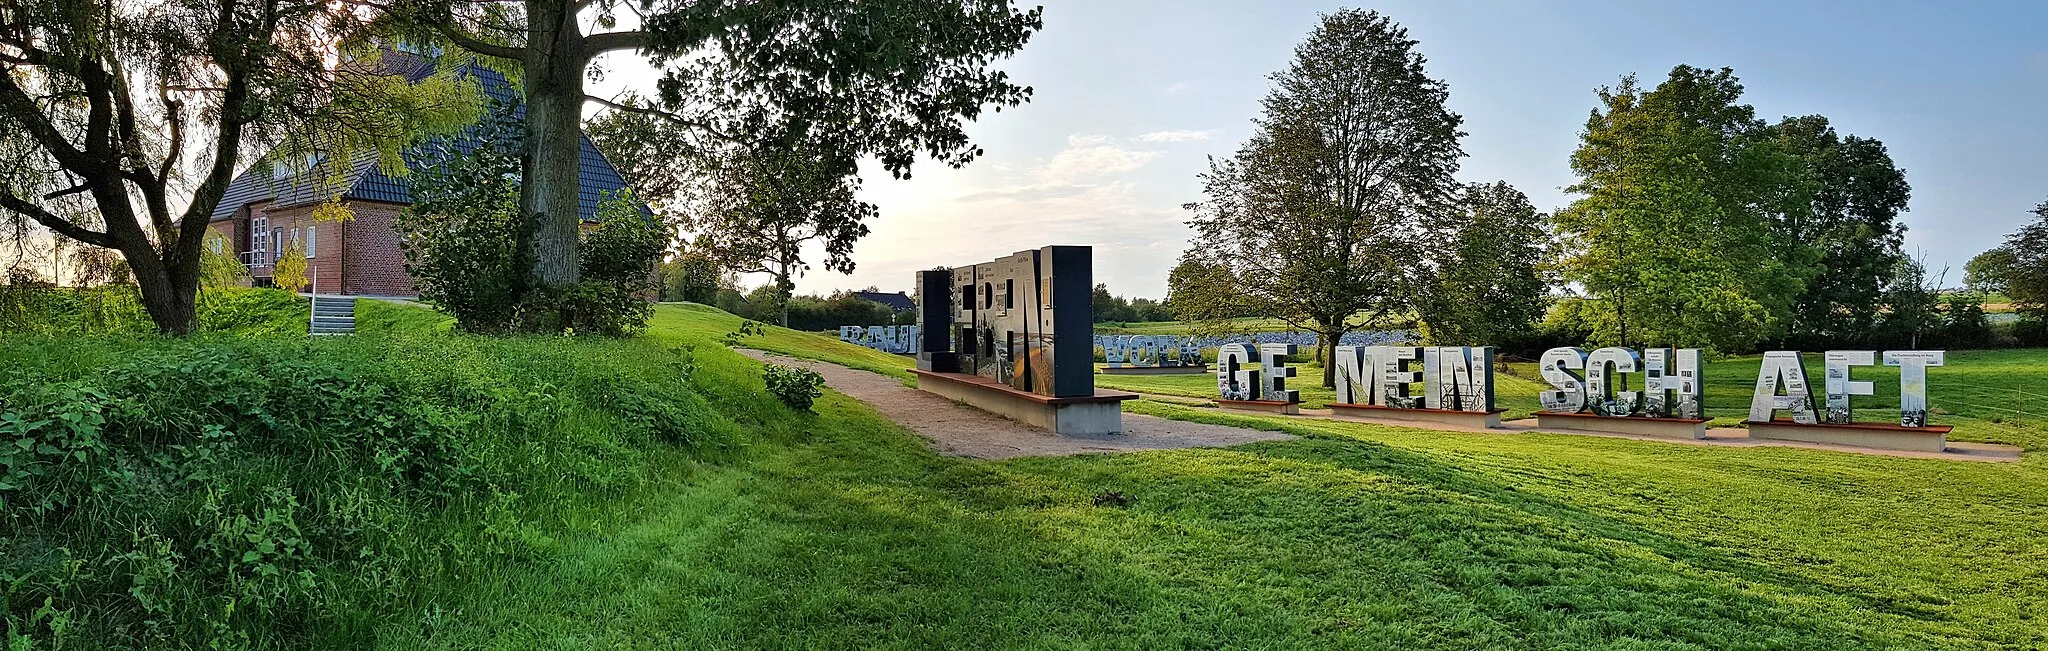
[
  {"left": 1966, "top": 199, "right": 2048, "bottom": 344},
  {"left": 1092, "top": 284, "right": 1174, "bottom": 323},
  {"left": 1171, "top": 9, "right": 2032, "bottom": 389},
  {"left": 653, "top": 256, "right": 914, "bottom": 332}
]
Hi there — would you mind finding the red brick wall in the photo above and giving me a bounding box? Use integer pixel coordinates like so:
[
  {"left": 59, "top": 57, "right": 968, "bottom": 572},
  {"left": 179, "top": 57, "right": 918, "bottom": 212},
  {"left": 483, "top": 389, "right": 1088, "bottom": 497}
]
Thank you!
[
  {"left": 341, "top": 201, "right": 416, "bottom": 297},
  {"left": 237, "top": 204, "right": 346, "bottom": 293}
]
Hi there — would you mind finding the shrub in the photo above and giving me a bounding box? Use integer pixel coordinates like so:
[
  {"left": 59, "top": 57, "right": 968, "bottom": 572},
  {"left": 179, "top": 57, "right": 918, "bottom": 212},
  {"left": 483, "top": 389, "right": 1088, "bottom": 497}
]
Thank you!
[
  {"left": 398, "top": 105, "right": 668, "bottom": 336},
  {"left": 395, "top": 102, "right": 528, "bottom": 334},
  {"left": 273, "top": 243, "right": 309, "bottom": 294},
  {"left": 762, "top": 363, "right": 825, "bottom": 411}
]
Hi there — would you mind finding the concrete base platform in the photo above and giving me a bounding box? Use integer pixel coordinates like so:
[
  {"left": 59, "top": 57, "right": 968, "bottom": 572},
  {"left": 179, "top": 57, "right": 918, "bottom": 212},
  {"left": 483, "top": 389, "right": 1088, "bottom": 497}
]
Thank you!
[
  {"left": 1535, "top": 411, "right": 1709, "bottom": 440},
  {"left": 1217, "top": 399, "right": 1302, "bottom": 415},
  {"left": 1329, "top": 403, "right": 1505, "bottom": 429},
  {"left": 1745, "top": 419, "right": 1951, "bottom": 453},
  {"left": 911, "top": 369, "right": 1138, "bottom": 435},
  {"left": 1100, "top": 365, "right": 1210, "bottom": 375}
]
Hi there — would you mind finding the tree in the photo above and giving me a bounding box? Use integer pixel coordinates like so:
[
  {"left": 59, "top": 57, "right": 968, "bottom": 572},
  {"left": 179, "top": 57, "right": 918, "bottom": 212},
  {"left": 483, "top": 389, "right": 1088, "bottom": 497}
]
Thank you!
[
  {"left": 1965, "top": 246, "right": 2017, "bottom": 295},
  {"left": 1554, "top": 66, "right": 1811, "bottom": 352},
  {"left": 659, "top": 250, "right": 722, "bottom": 303},
  {"left": 686, "top": 138, "right": 875, "bottom": 326},
  {"left": 1880, "top": 254, "right": 1944, "bottom": 348},
  {"left": 1417, "top": 182, "right": 1550, "bottom": 346},
  {"left": 1768, "top": 115, "right": 1911, "bottom": 348},
  {"left": 385, "top": 0, "right": 1041, "bottom": 294},
  {"left": 1994, "top": 198, "right": 2048, "bottom": 318},
  {"left": 1179, "top": 9, "right": 1463, "bottom": 387},
  {"left": 273, "top": 243, "right": 309, "bottom": 293},
  {"left": 0, "top": 0, "right": 399, "bottom": 333}
]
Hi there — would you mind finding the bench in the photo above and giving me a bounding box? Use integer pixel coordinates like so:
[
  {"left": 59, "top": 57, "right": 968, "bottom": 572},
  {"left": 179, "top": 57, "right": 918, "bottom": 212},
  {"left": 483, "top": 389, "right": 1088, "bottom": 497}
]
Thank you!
[
  {"left": 910, "top": 369, "right": 1137, "bottom": 435},
  {"left": 1745, "top": 418, "right": 1951, "bottom": 452}
]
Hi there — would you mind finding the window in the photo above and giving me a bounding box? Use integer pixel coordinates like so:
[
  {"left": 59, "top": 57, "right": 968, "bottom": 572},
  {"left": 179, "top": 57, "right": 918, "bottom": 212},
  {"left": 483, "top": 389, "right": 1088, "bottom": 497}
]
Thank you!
[
  {"left": 1004, "top": 279, "right": 1014, "bottom": 309},
  {"left": 250, "top": 215, "right": 269, "bottom": 265},
  {"left": 271, "top": 230, "right": 283, "bottom": 264},
  {"left": 304, "top": 225, "right": 317, "bottom": 258}
]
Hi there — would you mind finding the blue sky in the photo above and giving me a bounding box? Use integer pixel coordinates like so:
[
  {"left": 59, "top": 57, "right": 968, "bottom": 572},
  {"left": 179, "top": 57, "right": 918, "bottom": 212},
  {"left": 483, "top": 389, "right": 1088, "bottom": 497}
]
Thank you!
[{"left": 606, "top": 1, "right": 2048, "bottom": 299}]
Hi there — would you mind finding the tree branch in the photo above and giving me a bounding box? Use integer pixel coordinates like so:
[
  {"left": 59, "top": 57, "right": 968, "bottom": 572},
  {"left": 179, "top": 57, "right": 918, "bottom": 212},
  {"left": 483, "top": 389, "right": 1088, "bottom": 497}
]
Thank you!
[
  {"left": 0, "top": 187, "right": 116, "bottom": 249},
  {"left": 584, "top": 29, "right": 644, "bottom": 55},
  {"left": 436, "top": 23, "right": 523, "bottom": 60}
]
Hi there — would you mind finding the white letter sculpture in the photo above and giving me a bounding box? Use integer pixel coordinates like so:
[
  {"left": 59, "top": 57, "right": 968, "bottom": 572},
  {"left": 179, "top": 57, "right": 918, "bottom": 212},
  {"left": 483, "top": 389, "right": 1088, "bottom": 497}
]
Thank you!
[
  {"left": 1216, "top": 343, "right": 1257, "bottom": 401},
  {"left": 1539, "top": 347, "right": 1589, "bottom": 413},
  {"left": 1884, "top": 350, "right": 1945, "bottom": 428},
  {"left": 1823, "top": 350, "right": 1877, "bottom": 424},
  {"left": 1259, "top": 343, "right": 1299, "bottom": 403},
  {"left": 1750, "top": 351, "right": 1819, "bottom": 424}
]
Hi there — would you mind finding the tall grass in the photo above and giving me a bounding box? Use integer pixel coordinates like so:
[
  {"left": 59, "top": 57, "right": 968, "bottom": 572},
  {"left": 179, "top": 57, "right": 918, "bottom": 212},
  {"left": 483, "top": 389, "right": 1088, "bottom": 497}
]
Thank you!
[
  {"left": 0, "top": 284, "right": 308, "bottom": 336},
  {"left": 0, "top": 321, "right": 746, "bottom": 648}
]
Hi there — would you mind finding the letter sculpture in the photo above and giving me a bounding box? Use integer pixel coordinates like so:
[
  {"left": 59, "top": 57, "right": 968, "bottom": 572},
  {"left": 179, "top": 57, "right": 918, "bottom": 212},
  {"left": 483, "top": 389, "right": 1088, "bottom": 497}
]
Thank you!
[
  {"left": 838, "top": 325, "right": 920, "bottom": 354},
  {"left": 913, "top": 247, "right": 1094, "bottom": 397},
  {"left": 1095, "top": 335, "right": 1205, "bottom": 368},
  {"left": 1541, "top": 346, "right": 1704, "bottom": 419},
  {"left": 1327, "top": 345, "right": 1498, "bottom": 413}
]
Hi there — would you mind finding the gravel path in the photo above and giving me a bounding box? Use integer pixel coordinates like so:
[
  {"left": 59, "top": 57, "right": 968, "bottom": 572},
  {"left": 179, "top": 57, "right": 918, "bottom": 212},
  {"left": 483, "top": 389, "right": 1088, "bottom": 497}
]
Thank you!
[{"left": 738, "top": 350, "right": 1293, "bottom": 460}]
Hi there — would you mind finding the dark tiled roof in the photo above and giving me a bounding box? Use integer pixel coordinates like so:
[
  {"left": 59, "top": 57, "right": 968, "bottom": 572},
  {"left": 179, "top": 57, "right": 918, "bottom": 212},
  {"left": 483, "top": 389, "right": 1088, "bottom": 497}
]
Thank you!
[
  {"left": 210, "top": 63, "right": 637, "bottom": 223},
  {"left": 854, "top": 291, "right": 916, "bottom": 311}
]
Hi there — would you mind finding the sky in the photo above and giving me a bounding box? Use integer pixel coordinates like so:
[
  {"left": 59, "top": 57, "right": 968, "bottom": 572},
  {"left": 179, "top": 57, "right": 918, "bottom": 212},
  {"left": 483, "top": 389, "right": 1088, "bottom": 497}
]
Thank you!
[{"left": 599, "top": 0, "right": 2048, "bottom": 300}]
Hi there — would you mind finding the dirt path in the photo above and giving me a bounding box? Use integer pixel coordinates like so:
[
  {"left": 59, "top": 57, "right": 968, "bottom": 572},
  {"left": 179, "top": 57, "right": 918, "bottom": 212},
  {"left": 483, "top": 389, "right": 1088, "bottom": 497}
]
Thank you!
[{"left": 738, "top": 350, "right": 1293, "bottom": 460}]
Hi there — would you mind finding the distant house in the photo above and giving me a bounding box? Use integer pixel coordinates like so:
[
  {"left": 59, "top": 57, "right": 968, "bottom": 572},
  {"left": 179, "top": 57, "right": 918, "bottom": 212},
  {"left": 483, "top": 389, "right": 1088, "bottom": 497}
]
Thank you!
[
  {"left": 208, "top": 58, "right": 638, "bottom": 297},
  {"left": 854, "top": 291, "right": 916, "bottom": 312}
]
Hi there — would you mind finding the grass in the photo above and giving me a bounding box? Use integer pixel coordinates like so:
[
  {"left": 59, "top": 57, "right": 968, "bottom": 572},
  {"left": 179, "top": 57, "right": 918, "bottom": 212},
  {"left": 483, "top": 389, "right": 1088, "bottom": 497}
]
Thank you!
[
  {"left": 392, "top": 303, "right": 2048, "bottom": 649},
  {"left": 10, "top": 299, "right": 2047, "bottom": 648}
]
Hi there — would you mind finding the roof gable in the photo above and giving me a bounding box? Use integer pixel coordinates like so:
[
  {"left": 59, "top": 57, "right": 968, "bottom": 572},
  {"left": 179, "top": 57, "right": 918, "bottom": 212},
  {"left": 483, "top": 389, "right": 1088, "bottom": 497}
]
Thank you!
[{"left": 211, "top": 64, "right": 637, "bottom": 223}]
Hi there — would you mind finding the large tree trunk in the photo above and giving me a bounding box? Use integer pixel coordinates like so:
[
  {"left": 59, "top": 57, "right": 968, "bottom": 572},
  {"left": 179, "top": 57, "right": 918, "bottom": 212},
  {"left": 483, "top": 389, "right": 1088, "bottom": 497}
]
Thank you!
[
  {"left": 521, "top": 0, "right": 588, "bottom": 287},
  {"left": 118, "top": 238, "right": 200, "bottom": 335},
  {"left": 1321, "top": 326, "right": 1341, "bottom": 389}
]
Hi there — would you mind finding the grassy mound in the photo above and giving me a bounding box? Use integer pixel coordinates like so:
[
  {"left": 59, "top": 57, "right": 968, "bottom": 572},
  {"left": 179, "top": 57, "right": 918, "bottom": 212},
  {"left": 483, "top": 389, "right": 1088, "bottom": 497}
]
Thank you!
[{"left": 0, "top": 305, "right": 749, "bottom": 648}]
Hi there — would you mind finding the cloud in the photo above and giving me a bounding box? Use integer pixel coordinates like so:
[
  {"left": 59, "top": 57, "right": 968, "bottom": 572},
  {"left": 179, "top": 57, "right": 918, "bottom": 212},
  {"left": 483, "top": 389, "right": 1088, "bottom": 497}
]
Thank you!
[
  {"left": 799, "top": 133, "right": 1191, "bottom": 297},
  {"left": 1134, "top": 129, "right": 1220, "bottom": 143},
  {"left": 1164, "top": 81, "right": 1193, "bottom": 95},
  {"left": 1035, "top": 134, "right": 1160, "bottom": 185}
]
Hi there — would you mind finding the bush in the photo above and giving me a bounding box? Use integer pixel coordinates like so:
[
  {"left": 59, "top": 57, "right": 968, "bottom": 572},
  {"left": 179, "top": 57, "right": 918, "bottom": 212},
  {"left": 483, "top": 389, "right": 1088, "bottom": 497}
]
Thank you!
[
  {"left": 0, "top": 332, "right": 738, "bottom": 648},
  {"left": 762, "top": 363, "right": 825, "bottom": 411},
  {"left": 782, "top": 291, "right": 900, "bottom": 331},
  {"left": 398, "top": 103, "right": 667, "bottom": 336}
]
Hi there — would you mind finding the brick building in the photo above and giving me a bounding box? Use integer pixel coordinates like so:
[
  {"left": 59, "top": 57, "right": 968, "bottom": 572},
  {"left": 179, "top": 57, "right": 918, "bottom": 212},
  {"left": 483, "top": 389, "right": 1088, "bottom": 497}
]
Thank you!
[{"left": 208, "top": 62, "right": 638, "bottom": 297}]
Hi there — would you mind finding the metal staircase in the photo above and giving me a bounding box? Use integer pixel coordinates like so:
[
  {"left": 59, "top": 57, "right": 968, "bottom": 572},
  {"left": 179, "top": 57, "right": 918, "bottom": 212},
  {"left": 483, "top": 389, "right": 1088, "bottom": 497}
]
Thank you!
[{"left": 310, "top": 295, "right": 356, "bottom": 335}]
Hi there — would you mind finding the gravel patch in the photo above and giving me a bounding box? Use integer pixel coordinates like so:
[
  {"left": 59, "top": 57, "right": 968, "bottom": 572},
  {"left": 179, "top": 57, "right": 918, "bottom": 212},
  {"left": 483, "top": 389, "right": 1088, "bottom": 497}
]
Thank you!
[{"left": 738, "top": 350, "right": 1293, "bottom": 460}]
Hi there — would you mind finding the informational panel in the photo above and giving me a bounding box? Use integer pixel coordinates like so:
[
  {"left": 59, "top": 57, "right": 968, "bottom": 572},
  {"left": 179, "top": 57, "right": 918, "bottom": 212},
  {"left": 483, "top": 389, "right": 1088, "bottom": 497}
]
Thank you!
[{"left": 914, "top": 246, "right": 1094, "bottom": 398}]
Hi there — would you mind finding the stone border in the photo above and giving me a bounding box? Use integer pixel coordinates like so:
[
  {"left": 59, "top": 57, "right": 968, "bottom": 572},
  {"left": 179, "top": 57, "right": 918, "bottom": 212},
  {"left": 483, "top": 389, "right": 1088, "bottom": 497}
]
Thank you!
[{"left": 1535, "top": 411, "right": 1709, "bottom": 440}]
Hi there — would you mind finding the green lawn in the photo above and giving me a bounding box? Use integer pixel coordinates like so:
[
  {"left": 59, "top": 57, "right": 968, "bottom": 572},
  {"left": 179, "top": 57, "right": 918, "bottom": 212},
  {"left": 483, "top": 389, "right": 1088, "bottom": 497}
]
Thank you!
[{"left": 398, "top": 303, "right": 2048, "bottom": 649}]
